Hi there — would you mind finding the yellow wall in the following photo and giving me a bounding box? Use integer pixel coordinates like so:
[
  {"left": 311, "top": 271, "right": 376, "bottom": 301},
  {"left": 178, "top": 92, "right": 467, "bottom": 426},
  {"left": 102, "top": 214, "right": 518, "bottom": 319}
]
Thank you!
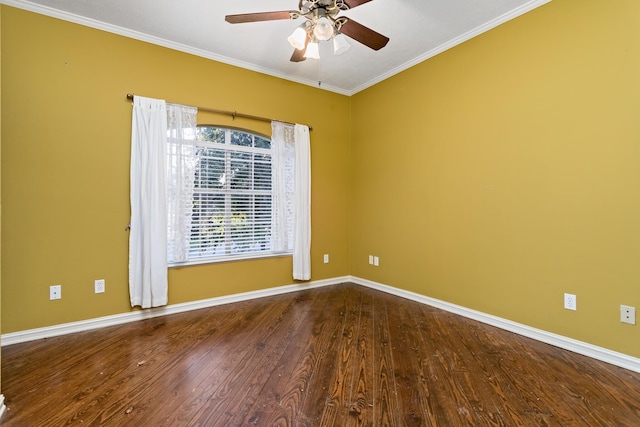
[
  {"left": 0, "top": 6, "right": 351, "bottom": 333},
  {"left": 351, "top": 0, "right": 640, "bottom": 356}
]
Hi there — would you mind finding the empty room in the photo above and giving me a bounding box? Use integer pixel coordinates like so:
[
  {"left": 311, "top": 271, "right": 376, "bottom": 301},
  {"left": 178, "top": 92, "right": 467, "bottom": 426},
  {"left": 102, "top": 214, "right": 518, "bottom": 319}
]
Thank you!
[{"left": 1, "top": 0, "right": 640, "bottom": 425}]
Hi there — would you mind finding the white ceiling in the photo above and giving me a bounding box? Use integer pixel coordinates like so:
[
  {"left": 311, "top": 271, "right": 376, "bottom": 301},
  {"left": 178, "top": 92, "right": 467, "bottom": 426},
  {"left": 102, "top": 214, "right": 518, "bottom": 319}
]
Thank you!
[{"left": 4, "top": 0, "right": 550, "bottom": 95}]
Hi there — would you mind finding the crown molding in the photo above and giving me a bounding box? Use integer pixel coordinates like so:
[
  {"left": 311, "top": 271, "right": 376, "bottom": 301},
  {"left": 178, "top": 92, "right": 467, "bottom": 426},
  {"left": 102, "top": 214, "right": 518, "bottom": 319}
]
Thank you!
[
  {"left": 0, "top": 0, "right": 350, "bottom": 95},
  {"left": 349, "top": 0, "right": 552, "bottom": 95},
  {"left": 1, "top": 0, "right": 550, "bottom": 96}
]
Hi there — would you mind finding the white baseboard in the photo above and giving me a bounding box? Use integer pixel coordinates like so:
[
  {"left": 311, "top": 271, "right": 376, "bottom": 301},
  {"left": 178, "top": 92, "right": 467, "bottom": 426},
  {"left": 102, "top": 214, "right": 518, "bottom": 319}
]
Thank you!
[
  {"left": 3, "top": 275, "right": 639, "bottom": 374},
  {"left": 0, "top": 276, "right": 349, "bottom": 347},
  {"left": 349, "top": 275, "right": 640, "bottom": 373}
]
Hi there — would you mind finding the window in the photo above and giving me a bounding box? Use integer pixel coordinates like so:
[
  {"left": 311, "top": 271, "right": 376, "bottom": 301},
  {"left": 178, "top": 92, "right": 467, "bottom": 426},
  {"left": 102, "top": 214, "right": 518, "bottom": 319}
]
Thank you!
[{"left": 168, "top": 125, "right": 290, "bottom": 264}]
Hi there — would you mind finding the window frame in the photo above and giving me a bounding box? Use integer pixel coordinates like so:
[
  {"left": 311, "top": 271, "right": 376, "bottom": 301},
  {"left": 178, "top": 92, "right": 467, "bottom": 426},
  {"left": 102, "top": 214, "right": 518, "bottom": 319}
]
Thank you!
[{"left": 168, "top": 124, "right": 292, "bottom": 267}]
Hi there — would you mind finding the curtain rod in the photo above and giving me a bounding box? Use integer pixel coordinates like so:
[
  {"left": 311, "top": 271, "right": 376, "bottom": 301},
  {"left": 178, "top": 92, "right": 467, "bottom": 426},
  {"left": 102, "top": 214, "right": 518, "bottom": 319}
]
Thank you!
[{"left": 126, "top": 93, "right": 312, "bottom": 131}]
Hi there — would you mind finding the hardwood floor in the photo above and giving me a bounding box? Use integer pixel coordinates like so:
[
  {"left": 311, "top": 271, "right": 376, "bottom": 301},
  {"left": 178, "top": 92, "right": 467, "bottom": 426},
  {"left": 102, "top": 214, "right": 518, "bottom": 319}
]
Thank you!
[{"left": 2, "top": 282, "right": 640, "bottom": 426}]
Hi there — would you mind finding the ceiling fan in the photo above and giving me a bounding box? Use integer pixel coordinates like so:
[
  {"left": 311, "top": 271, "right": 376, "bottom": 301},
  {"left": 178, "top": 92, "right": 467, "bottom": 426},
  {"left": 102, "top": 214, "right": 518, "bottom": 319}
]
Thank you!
[{"left": 225, "top": 0, "right": 389, "bottom": 62}]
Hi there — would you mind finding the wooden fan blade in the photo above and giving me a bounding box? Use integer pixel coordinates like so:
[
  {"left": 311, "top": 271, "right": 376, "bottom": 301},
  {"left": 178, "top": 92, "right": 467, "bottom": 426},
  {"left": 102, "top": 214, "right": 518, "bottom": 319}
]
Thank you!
[
  {"left": 340, "top": 18, "right": 389, "bottom": 50},
  {"left": 290, "top": 49, "right": 307, "bottom": 62},
  {"left": 342, "top": 0, "right": 373, "bottom": 9},
  {"left": 290, "top": 35, "right": 309, "bottom": 62},
  {"left": 225, "top": 11, "right": 297, "bottom": 24}
]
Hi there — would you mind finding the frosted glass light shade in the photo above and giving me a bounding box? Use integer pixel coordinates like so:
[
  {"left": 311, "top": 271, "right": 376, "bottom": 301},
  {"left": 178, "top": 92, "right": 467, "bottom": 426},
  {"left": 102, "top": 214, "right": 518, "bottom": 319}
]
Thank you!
[
  {"left": 288, "top": 27, "right": 307, "bottom": 50},
  {"left": 304, "top": 41, "right": 320, "bottom": 59},
  {"left": 333, "top": 33, "right": 350, "bottom": 55},
  {"left": 313, "top": 17, "right": 334, "bottom": 41}
]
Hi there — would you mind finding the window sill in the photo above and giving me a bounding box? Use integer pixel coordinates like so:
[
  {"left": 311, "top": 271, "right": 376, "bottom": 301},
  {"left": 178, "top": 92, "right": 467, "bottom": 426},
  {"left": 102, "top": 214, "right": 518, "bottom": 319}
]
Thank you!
[{"left": 168, "top": 251, "right": 292, "bottom": 268}]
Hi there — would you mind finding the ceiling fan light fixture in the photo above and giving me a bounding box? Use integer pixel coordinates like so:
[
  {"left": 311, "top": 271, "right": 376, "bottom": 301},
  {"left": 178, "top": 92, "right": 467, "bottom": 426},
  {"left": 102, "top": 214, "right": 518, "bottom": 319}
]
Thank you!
[
  {"left": 333, "top": 33, "right": 350, "bottom": 55},
  {"left": 225, "top": 0, "right": 390, "bottom": 63},
  {"left": 304, "top": 40, "right": 320, "bottom": 59},
  {"left": 287, "top": 26, "right": 307, "bottom": 50},
  {"left": 313, "top": 16, "right": 334, "bottom": 41}
]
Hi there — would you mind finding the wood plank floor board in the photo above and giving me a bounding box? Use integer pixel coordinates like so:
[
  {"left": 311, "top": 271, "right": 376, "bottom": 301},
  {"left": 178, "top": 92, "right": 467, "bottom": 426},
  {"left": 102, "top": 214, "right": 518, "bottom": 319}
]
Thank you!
[
  {"left": 434, "top": 310, "right": 574, "bottom": 425},
  {"left": 3, "top": 283, "right": 640, "bottom": 426},
  {"left": 410, "top": 307, "right": 485, "bottom": 425},
  {"left": 318, "top": 285, "right": 363, "bottom": 426},
  {"left": 159, "top": 292, "right": 319, "bottom": 426},
  {"left": 385, "top": 298, "right": 458, "bottom": 426},
  {"left": 441, "top": 314, "right": 530, "bottom": 425},
  {"left": 285, "top": 282, "right": 364, "bottom": 426},
  {"left": 300, "top": 284, "right": 358, "bottom": 426},
  {"left": 497, "top": 333, "right": 614, "bottom": 424},
  {"left": 410, "top": 304, "right": 461, "bottom": 426},
  {"left": 345, "top": 284, "right": 374, "bottom": 427},
  {"left": 110, "top": 299, "right": 285, "bottom": 425},
  {"left": 298, "top": 286, "right": 360, "bottom": 426},
  {"left": 380, "top": 292, "right": 428, "bottom": 426},
  {"left": 118, "top": 298, "right": 284, "bottom": 425},
  {"left": 0, "top": 314, "right": 199, "bottom": 424},
  {"left": 46, "top": 300, "right": 262, "bottom": 425},
  {"left": 215, "top": 288, "right": 331, "bottom": 426}
]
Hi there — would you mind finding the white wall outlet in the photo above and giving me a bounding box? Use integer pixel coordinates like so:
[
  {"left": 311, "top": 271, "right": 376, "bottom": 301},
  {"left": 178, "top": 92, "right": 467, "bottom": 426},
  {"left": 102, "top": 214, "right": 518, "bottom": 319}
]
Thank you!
[
  {"left": 620, "top": 305, "right": 636, "bottom": 325},
  {"left": 323, "top": 254, "right": 329, "bottom": 264},
  {"left": 368, "top": 255, "right": 374, "bottom": 265},
  {"left": 95, "top": 279, "right": 105, "bottom": 294},
  {"left": 50, "top": 285, "right": 62, "bottom": 300},
  {"left": 373, "top": 256, "right": 379, "bottom": 267},
  {"left": 564, "top": 293, "right": 576, "bottom": 311}
]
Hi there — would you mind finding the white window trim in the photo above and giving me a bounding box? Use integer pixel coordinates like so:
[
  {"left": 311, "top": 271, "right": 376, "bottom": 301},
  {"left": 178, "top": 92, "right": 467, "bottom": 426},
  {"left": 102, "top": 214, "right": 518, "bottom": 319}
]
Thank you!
[{"left": 168, "top": 250, "right": 292, "bottom": 268}]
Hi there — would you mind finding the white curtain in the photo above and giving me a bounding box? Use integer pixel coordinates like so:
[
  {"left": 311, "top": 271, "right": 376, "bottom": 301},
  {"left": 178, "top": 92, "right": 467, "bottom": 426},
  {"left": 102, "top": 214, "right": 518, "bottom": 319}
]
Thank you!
[
  {"left": 166, "top": 103, "right": 198, "bottom": 263},
  {"left": 271, "top": 121, "right": 311, "bottom": 280},
  {"left": 293, "top": 124, "right": 311, "bottom": 280},
  {"left": 271, "top": 122, "right": 295, "bottom": 253},
  {"left": 129, "top": 96, "right": 169, "bottom": 308}
]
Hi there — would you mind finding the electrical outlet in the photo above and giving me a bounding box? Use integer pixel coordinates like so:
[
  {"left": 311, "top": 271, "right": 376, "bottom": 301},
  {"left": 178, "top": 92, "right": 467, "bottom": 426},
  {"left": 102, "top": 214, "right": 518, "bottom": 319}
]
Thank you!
[
  {"left": 620, "top": 305, "right": 636, "bottom": 325},
  {"left": 95, "top": 279, "right": 105, "bottom": 294},
  {"left": 373, "top": 256, "right": 380, "bottom": 267},
  {"left": 323, "top": 254, "right": 329, "bottom": 264},
  {"left": 368, "top": 255, "right": 374, "bottom": 265},
  {"left": 564, "top": 293, "right": 576, "bottom": 311},
  {"left": 50, "top": 285, "right": 62, "bottom": 300}
]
